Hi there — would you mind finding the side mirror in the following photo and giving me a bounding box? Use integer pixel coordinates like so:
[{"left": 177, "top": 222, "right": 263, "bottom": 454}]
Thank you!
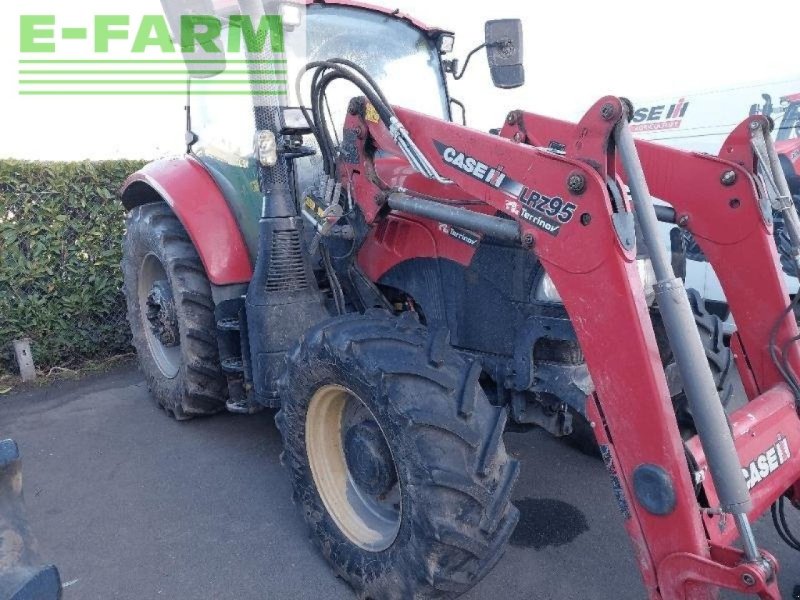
[{"left": 485, "top": 19, "right": 524, "bottom": 89}]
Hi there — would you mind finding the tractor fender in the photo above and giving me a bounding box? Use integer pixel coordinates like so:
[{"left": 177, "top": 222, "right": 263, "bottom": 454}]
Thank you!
[
  {"left": 120, "top": 156, "right": 253, "bottom": 285},
  {"left": 357, "top": 213, "right": 480, "bottom": 283}
]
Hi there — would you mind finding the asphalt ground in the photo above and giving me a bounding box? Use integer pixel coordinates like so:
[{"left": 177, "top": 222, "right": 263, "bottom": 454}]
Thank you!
[{"left": 2, "top": 364, "right": 799, "bottom": 599}]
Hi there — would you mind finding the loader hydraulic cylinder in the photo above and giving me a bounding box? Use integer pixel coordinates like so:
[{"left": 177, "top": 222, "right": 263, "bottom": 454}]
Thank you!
[
  {"left": 615, "top": 120, "right": 760, "bottom": 561},
  {"left": 388, "top": 193, "right": 521, "bottom": 242}
]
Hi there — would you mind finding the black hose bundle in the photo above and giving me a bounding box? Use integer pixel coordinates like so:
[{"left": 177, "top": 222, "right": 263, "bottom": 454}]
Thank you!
[
  {"left": 295, "top": 59, "right": 394, "bottom": 177},
  {"left": 772, "top": 495, "right": 800, "bottom": 552}
]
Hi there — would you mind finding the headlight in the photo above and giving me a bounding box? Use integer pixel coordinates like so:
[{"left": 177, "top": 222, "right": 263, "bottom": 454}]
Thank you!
[
  {"left": 255, "top": 130, "right": 278, "bottom": 167},
  {"left": 535, "top": 272, "right": 562, "bottom": 303},
  {"left": 535, "top": 259, "right": 657, "bottom": 305}
]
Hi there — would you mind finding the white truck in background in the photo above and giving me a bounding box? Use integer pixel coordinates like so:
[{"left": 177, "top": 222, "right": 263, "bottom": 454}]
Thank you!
[{"left": 630, "top": 79, "right": 800, "bottom": 327}]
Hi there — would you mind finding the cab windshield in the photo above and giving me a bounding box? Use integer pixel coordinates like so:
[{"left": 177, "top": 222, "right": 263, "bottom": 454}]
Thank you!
[
  {"left": 777, "top": 101, "right": 800, "bottom": 142},
  {"left": 300, "top": 5, "right": 450, "bottom": 121}
]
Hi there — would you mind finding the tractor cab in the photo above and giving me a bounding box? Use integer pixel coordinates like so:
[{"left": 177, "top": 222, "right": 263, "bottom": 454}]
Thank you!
[
  {"left": 179, "top": 1, "right": 456, "bottom": 259},
  {"left": 776, "top": 93, "right": 800, "bottom": 143},
  {"left": 752, "top": 92, "right": 800, "bottom": 196},
  {"left": 775, "top": 94, "right": 800, "bottom": 196},
  {"left": 164, "top": 1, "right": 524, "bottom": 260}
]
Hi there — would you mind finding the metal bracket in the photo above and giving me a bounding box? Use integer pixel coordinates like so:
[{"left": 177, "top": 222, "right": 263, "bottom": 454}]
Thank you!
[{"left": 658, "top": 546, "right": 779, "bottom": 600}]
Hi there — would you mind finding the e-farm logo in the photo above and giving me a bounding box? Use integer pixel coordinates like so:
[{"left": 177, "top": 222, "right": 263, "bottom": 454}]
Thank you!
[{"left": 18, "top": 13, "right": 289, "bottom": 96}]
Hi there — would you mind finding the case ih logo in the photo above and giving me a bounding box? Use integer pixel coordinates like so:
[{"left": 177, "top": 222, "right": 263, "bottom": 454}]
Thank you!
[
  {"left": 742, "top": 436, "right": 792, "bottom": 491},
  {"left": 434, "top": 141, "right": 508, "bottom": 188},
  {"left": 630, "top": 98, "right": 690, "bottom": 133}
]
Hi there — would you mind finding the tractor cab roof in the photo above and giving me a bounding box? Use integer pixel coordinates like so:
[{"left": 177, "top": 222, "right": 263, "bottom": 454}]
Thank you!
[
  {"left": 210, "top": 0, "right": 451, "bottom": 37},
  {"left": 784, "top": 93, "right": 800, "bottom": 104}
]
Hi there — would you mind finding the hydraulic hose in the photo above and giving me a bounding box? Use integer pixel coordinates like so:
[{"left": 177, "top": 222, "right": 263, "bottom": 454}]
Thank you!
[
  {"left": 296, "top": 61, "right": 395, "bottom": 127},
  {"left": 295, "top": 61, "right": 395, "bottom": 175}
]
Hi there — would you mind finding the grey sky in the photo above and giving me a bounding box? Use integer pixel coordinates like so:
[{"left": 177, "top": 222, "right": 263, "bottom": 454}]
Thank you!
[{"left": 1, "top": 0, "right": 797, "bottom": 159}]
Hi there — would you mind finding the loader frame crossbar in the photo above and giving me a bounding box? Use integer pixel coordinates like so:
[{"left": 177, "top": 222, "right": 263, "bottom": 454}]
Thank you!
[{"left": 339, "top": 97, "right": 800, "bottom": 599}]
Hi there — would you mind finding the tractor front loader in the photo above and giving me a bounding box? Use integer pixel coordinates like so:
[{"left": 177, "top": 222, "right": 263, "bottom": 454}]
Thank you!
[{"left": 120, "top": 2, "right": 800, "bottom": 598}]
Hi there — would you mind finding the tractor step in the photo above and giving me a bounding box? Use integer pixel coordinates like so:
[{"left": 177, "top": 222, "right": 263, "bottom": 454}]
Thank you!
[
  {"left": 216, "top": 317, "right": 241, "bottom": 332},
  {"left": 223, "top": 370, "right": 262, "bottom": 415},
  {"left": 226, "top": 394, "right": 264, "bottom": 415},
  {"left": 221, "top": 357, "right": 244, "bottom": 374}
]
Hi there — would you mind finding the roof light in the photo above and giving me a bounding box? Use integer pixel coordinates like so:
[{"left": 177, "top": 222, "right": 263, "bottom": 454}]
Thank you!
[
  {"left": 280, "top": 2, "right": 303, "bottom": 29},
  {"left": 438, "top": 34, "right": 455, "bottom": 54}
]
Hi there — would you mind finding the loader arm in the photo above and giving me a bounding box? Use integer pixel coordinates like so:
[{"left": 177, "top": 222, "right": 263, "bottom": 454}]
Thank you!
[
  {"left": 499, "top": 112, "right": 800, "bottom": 392},
  {"left": 339, "top": 96, "right": 800, "bottom": 599},
  {"left": 501, "top": 111, "right": 800, "bottom": 541}
]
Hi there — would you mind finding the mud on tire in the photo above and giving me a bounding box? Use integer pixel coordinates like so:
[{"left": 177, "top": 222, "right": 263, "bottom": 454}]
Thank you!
[
  {"left": 122, "top": 203, "right": 227, "bottom": 420},
  {"left": 277, "top": 311, "right": 520, "bottom": 599}
]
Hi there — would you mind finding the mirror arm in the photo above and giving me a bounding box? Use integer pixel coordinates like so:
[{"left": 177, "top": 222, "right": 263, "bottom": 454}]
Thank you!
[
  {"left": 450, "top": 42, "right": 497, "bottom": 80},
  {"left": 450, "top": 98, "right": 467, "bottom": 126}
]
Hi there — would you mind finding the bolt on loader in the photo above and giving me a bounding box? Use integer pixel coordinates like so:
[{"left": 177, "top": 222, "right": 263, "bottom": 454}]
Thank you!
[{"left": 120, "top": 1, "right": 800, "bottom": 597}]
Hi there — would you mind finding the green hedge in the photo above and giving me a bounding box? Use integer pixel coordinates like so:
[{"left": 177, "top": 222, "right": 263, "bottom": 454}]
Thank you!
[{"left": 0, "top": 160, "right": 147, "bottom": 375}]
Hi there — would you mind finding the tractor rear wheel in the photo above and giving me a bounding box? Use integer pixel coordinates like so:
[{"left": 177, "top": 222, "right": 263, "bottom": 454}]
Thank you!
[
  {"left": 568, "top": 288, "right": 734, "bottom": 455},
  {"left": 277, "top": 311, "right": 520, "bottom": 599},
  {"left": 122, "top": 203, "right": 227, "bottom": 420}
]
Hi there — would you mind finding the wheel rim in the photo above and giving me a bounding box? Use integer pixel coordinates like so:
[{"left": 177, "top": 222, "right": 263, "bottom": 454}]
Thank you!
[
  {"left": 306, "top": 385, "right": 401, "bottom": 552},
  {"left": 138, "top": 253, "right": 181, "bottom": 379}
]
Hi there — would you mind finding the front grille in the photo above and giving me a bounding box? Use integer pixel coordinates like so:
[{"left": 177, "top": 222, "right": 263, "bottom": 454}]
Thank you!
[
  {"left": 266, "top": 230, "right": 309, "bottom": 293},
  {"left": 533, "top": 339, "right": 584, "bottom": 365}
]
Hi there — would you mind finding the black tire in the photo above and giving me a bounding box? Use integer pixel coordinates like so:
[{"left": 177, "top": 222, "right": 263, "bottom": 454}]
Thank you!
[
  {"left": 122, "top": 203, "right": 227, "bottom": 420},
  {"left": 660, "top": 288, "right": 734, "bottom": 435},
  {"left": 567, "top": 288, "right": 733, "bottom": 454},
  {"left": 277, "top": 311, "right": 520, "bottom": 599}
]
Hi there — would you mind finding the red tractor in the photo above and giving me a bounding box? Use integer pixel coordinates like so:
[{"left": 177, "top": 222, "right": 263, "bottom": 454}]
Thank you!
[
  {"left": 121, "top": 1, "right": 800, "bottom": 597},
  {"left": 751, "top": 92, "right": 800, "bottom": 197}
]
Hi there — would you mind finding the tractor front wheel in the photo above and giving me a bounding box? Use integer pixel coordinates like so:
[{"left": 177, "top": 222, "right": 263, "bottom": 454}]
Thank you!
[
  {"left": 277, "top": 312, "right": 519, "bottom": 599},
  {"left": 122, "top": 203, "right": 227, "bottom": 419}
]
